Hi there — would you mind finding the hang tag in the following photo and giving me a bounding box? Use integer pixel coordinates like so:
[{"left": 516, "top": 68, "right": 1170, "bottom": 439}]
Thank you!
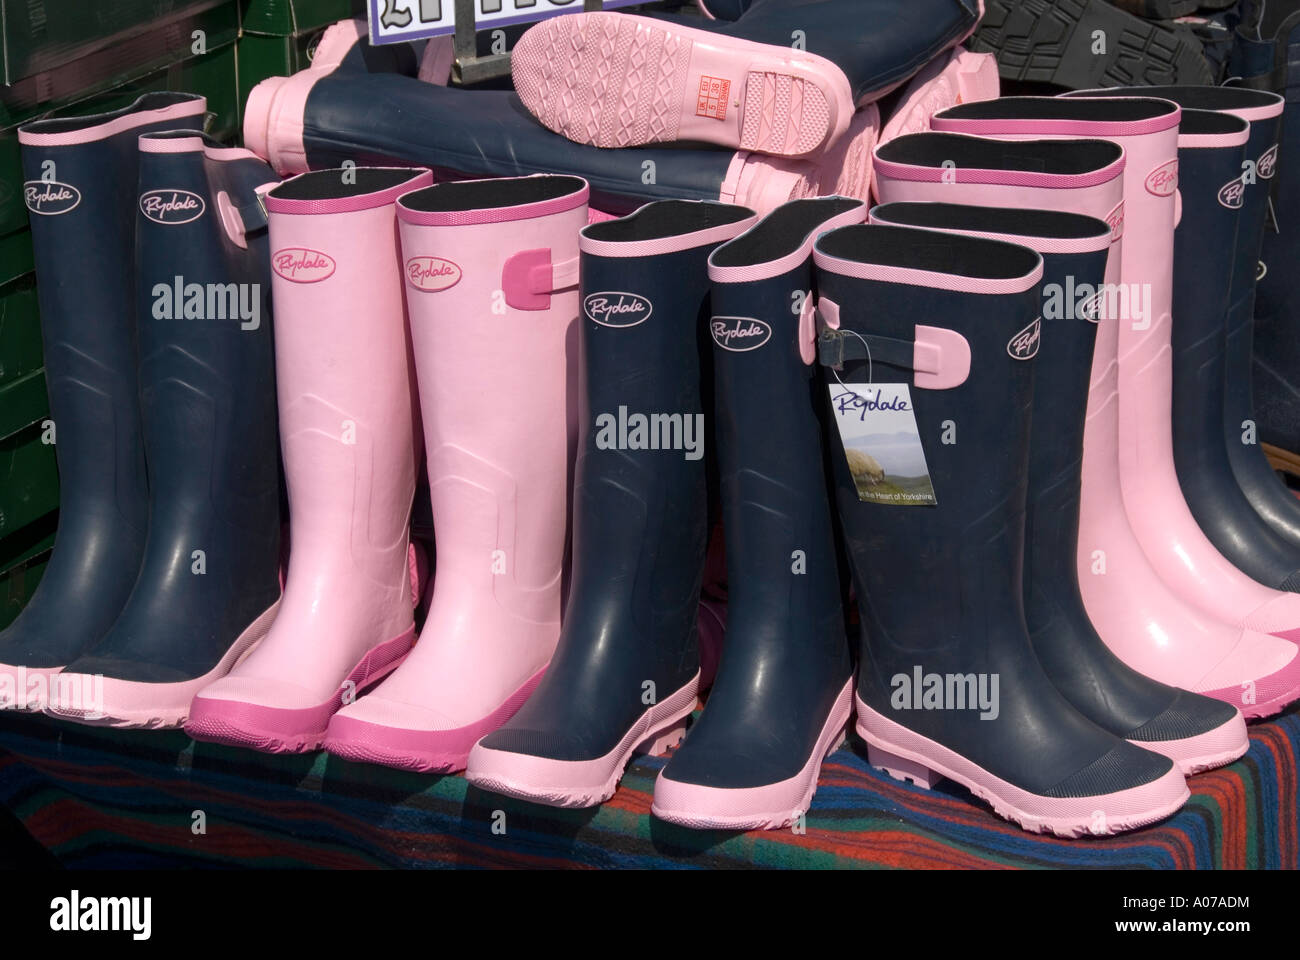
[{"left": 828, "top": 383, "right": 937, "bottom": 506}]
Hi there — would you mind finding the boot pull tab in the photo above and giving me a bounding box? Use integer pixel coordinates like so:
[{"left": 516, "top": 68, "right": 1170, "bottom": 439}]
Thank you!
[
  {"left": 817, "top": 322, "right": 970, "bottom": 390},
  {"left": 220, "top": 182, "right": 276, "bottom": 250},
  {"left": 913, "top": 325, "right": 970, "bottom": 390},
  {"left": 502, "top": 248, "right": 580, "bottom": 311},
  {"left": 798, "top": 292, "right": 820, "bottom": 365}
]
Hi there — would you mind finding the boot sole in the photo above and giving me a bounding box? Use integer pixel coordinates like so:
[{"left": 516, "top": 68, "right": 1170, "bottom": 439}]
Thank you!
[
  {"left": 184, "top": 625, "right": 415, "bottom": 753},
  {"left": 650, "top": 679, "right": 852, "bottom": 831},
  {"left": 466, "top": 672, "right": 700, "bottom": 808},
  {"left": 43, "top": 600, "right": 280, "bottom": 730},
  {"left": 855, "top": 694, "right": 1189, "bottom": 837},
  {"left": 321, "top": 665, "right": 548, "bottom": 774},
  {"left": 1127, "top": 709, "right": 1249, "bottom": 777},
  {"left": 972, "top": 0, "right": 1213, "bottom": 88},
  {"left": 0, "top": 663, "right": 65, "bottom": 712},
  {"left": 512, "top": 11, "right": 852, "bottom": 158}
]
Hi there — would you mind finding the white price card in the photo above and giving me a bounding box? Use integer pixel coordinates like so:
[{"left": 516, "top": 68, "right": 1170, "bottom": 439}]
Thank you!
[{"left": 368, "top": 0, "right": 646, "bottom": 45}]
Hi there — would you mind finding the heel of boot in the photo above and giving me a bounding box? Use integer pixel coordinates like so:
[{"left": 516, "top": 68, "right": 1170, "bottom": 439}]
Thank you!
[
  {"left": 868, "top": 743, "right": 944, "bottom": 789},
  {"left": 634, "top": 718, "right": 689, "bottom": 758}
]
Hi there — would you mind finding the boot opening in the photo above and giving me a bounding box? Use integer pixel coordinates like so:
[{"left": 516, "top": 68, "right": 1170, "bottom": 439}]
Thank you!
[
  {"left": 873, "top": 203, "right": 1110, "bottom": 242},
  {"left": 941, "top": 96, "right": 1177, "bottom": 123},
  {"left": 584, "top": 200, "right": 754, "bottom": 244},
  {"left": 819, "top": 224, "right": 1041, "bottom": 280},
  {"left": 17, "top": 92, "right": 201, "bottom": 137},
  {"left": 269, "top": 167, "right": 427, "bottom": 201},
  {"left": 876, "top": 133, "right": 1121, "bottom": 175},
  {"left": 711, "top": 197, "right": 862, "bottom": 267},
  {"left": 1178, "top": 109, "right": 1249, "bottom": 137},
  {"left": 1069, "top": 86, "right": 1282, "bottom": 114},
  {"left": 399, "top": 175, "right": 586, "bottom": 212}
]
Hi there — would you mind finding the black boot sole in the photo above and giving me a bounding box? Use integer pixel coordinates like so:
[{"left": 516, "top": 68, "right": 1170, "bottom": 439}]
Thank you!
[{"left": 972, "top": 0, "right": 1214, "bottom": 88}]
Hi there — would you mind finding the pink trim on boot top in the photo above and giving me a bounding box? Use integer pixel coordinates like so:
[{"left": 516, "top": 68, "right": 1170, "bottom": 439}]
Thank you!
[
  {"left": 43, "top": 600, "right": 281, "bottom": 730},
  {"left": 813, "top": 238, "right": 1043, "bottom": 296},
  {"left": 931, "top": 98, "right": 1181, "bottom": 137},
  {"left": 867, "top": 206, "right": 1114, "bottom": 255},
  {"left": 651, "top": 678, "right": 852, "bottom": 831},
  {"left": 137, "top": 133, "right": 263, "bottom": 161},
  {"left": 265, "top": 168, "right": 433, "bottom": 216},
  {"left": 184, "top": 625, "right": 415, "bottom": 753},
  {"left": 322, "top": 665, "right": 547, "bottom": 773},
  {"left": 871, "top": 148, "right": 1126, "bottom": 190},
  {"left": 466, "top": 672, "right": 701, "bottom": 808},
  {"left": 708, "top": 199, "right": 867, "bottom": 283},
  {"left": 18, "top": 94, "right": 206, "bottom": 145},
  {"left": 579, "top": 205, "right": 760, "bottom": 258},
  {"left": 854, "top": 694, "right": 1189, "bottom": 837},
  {"left": 396, "top": 176, "right": 589, "bottom": 226}
]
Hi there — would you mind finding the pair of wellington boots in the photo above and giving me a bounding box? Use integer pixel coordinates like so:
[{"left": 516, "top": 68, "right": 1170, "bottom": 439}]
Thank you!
[
  {"left": 1, "top": 93, "right": 283, "bottom": 728},
  {"left": 184, "top": 171, "right": 590, "bottom": 770},
  {"left": 465, "top": 196, "right": 867, "bottom": 831},
  {"left": 871, "top": 96, "right": 1300, "bottom": 724}
]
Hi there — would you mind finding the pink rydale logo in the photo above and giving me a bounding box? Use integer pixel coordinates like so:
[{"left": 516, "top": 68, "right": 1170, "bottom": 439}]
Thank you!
[
  {"left": 1007, "top": 317, "right": 1041, "bottom": 360},
  {"left": 272, "top": 247, "right": 336, "bottom": 284},
  {"left": 23, "top": 180, "right": 80, "bottom": 216},
  {"left": 1258, "top": 144, "right": 1278, "bottom": 180},
  {"left": 1105, "top": 200, "right": 1124, "bottom": 240},
  {"left": 139, "top": 189, "right": 205, "bottom": 225},
  {"left": 711, "top": 316, "right": 771, "bottom": 352},
  {"left": 1144, "top": 160, "right": 1179, "bottom": 198},
  {"left": 584, "top": 292, "right": 652, "bottom": 328},
  {"left": 405, "top": 256, "right": 462, "bottom": 292},
  {"left": 1219, "top": 177, "right": 1246, "bottom": 210}
]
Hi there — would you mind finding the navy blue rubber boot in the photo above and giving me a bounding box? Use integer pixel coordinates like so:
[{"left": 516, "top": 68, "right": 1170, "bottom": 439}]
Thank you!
[
  {"left": 650, "top": 0, "right": 980, "bottom": 103},
  {"left": 815, "top": 223, "right": 1189, "bottom": 836},
  {"left": 1060, "top": 85, "right": 1300, "bottom": 546},
  {"left": 870, "top": 201, "right": 1246, "bottom": 776},
  {"left": 651, "top": 197, "right": 863, "bottom": 831},
  {"left": 0, "top": 93, "right": 206, "bottom": 712},
  {"left": 45, "top": 131, "right": 284, "bottom": 728},
  {"left": 467, "top": 200, "right": 758, "bottom": 808},
  {"left": 1231, "top": 4, "right": 1300, "bottom": 473}
]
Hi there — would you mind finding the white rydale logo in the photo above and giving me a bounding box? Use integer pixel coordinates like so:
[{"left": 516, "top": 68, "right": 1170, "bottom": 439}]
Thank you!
[
  {"left": 24, "top": 180, "right": 80, "bottom": 215},
  {"left": 584, "top": 292, "right": 652, "bottom": 328},
  {"left": 1007, "top": 317, "right": 1041, "bottom": 360},
  {"left": 1218, "top": 177, "right": 1245, "bottom": 210},
  {"left": 1258, "top": 143, "right": 1278, "bottom": 180},
  {"left": 710, "top": 316, "right": 771, "bottom": 351},
  {"left": 139, "top": 189, "right": 205, "bottom": 224}
]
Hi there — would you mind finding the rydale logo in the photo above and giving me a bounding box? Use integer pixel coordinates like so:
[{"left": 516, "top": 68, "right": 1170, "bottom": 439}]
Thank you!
[
  {"left": 406, "top": 256, "right": 461, "bottom": 292},
  {"left": 23, "top": 179, "right": 80, "bottom": 215},
  {"left": 1219, "top": 177, "right": 1246, "bottom": 210},
  {"left": 1145, "top": 159, "right": 1179, "bottom": 197},
  {"left": 1258, "top": 143, "right": 1278, "bottom": 180},
  {"left": 1104, "top": 200, "right": 1125, "bottom": 240},
  {"left": 139, "top": 189, "right": 205, "bottom": 224},
  {"left": 584, "top": 292, "right": 652, "bottom": 328},
  {"left": 1007, "top": 317, "right": 1041, "bottom": 360},
  {"left": 272, "top": 247, "right": 336, "bottom": 283},
  {"left": 711, "top": 316, "right": 771, "bottom": 351}
]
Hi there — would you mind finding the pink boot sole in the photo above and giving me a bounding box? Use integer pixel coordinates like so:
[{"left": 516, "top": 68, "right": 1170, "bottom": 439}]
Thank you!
[
  {"left": 184, "top": 626, "right": 415, "bottom": 753},
  {"left": 322, "top": 666, "right": 548, "bottom": 774},
  {"left": 0, "top": 663, "right": 65, "bottom": 713},
  {"left": 512, "top": 12, "right": 852, "bottom": 158},
  {"left": 466, "top": 673, "right": 700, "bottom": 808},
  {"left": 651, "top": 679, "right": 852, "bottom": 831},
  {"left": 1128, "top": 715, "right": 1249, "bottom": 778},
  {"left": 855, "top": 695, "right": 1189, "bottom": 837},
  {"left": 42, "top": 600, "right": 280, "bottom": 730}
]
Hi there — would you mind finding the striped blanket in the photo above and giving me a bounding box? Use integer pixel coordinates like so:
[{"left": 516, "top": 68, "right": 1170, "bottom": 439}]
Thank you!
[{"left": 0, "top": 706, "right": 1294, "bottom": 869}]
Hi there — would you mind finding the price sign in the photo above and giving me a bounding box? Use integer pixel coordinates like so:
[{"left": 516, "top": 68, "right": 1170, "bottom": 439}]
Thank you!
[{"left": 368, "top": 0, "right": 646, "bottom": 45}]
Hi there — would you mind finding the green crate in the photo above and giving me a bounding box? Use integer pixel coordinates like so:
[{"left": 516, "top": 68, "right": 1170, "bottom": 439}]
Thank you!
[
  {"left": 0, "top": 419, "right": 57, "bottom": 544},
  {"left": 241, "top": 0, "right": 364, "bottom": 38},
  {"left": 0, "top": 534, "right": 54, "bottom": 630},
  {"left": 2, "top": 0, "right": 234, "bottom": 84},
  {"left": 0, "top": 272, "right": 40, "bottom": 398},
  {"left": 0, "top": 25, "right": 241, "bottom": 238}
]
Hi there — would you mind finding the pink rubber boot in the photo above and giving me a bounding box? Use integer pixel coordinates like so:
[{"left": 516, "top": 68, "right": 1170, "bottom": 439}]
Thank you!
[
  {"left": 185, "top": 167, "right": 433, "bottom": 753},
  {"left": 322, "top": 175, "right": 588, "bottom": 772},
  {"left": 873, "top": 126, "right": 1300, "bottom": 718},
  {"left": 929, "top": 99, "right": 1300, "bottom": 648}
]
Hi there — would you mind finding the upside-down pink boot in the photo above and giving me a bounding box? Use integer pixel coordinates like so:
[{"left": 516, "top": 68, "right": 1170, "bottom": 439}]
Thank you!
[
  {"left": 873, "top": 126, "right": 1300, "bottom": 719},
  {"left": 323, "top": 175, "right": 588, "bottom": 772},
  {"left": 185, "top": 167, "right": 432, "bottom": 752}
]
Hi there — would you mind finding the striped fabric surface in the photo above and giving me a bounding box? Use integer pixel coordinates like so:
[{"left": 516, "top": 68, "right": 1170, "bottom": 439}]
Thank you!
[{"left": 0, "top": 706, "right": 1295, "bottom": 869}]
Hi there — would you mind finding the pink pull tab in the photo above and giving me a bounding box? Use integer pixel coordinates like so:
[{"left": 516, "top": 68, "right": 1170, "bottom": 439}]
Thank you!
[
  {"left": 913, "top": 324, "right": 970, "bottom": 390},
  {"left": 217, "top": 190, "right": 247, "bottom": 250},
  {"left": 797, "top": 291, "right": 818, "bottom": 365},
  {"left": 502, "top": 249, "right": 580, "bottom": 311}
]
